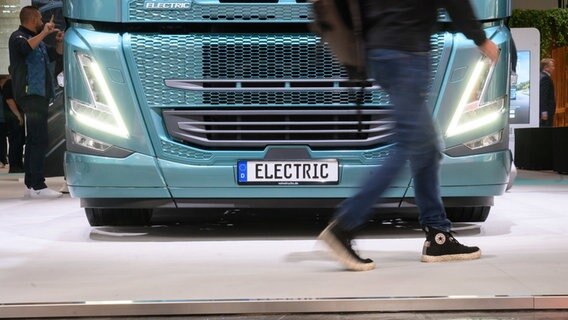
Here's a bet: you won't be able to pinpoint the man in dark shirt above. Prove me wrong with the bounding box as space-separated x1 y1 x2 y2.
319 0 500 271
9 6 63 198
539 58 556 127
2 77 25 173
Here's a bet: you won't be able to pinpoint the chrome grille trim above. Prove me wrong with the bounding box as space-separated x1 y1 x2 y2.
165 79 379 92
163 109 395 148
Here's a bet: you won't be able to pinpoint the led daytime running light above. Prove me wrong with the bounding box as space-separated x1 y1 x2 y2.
446 56 503 137
74 53 129 138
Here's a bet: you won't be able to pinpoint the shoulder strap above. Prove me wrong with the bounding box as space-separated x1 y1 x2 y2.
345 0 366 135
346 0 366 81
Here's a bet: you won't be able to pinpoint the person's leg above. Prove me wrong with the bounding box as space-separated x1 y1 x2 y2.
0 122 7 167
23 113 31 187
321 49 480 267
410 147 451 231
334 148 407 231
385 54 481 262
15 122 25 168
23 96 61 198
7 116 24 172
320 49 427 271
403 94 451 232
333 50 419 231
23 96 49 190
406 109 481 262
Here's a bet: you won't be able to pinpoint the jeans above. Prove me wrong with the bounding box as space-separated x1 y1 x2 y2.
335 49 452 232
22 95 49 190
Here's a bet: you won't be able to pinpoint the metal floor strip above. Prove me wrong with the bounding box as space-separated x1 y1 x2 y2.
1 296 568 319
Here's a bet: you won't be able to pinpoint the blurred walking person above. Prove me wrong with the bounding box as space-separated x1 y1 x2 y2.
318 0 500 271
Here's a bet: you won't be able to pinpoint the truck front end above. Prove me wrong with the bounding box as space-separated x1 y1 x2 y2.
64 0 512 226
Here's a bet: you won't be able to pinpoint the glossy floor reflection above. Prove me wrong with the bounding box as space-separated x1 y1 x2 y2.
1 170 568 318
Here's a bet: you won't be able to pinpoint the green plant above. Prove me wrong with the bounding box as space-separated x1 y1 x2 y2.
510 9 568 58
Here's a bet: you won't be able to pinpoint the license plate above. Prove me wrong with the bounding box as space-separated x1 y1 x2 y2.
237 160 339 185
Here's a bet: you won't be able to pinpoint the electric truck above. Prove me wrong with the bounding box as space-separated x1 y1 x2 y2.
63 0 513 226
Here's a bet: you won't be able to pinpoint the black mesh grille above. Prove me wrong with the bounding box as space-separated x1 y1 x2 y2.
203 91 375 105
202 42 345 79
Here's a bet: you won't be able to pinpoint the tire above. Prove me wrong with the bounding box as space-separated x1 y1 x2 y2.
85 208 153 227
445 206 490 223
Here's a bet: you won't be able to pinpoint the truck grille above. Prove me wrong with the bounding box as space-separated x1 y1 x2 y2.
128 33 445 107
126 32 447 149
163 108 394 149
128 34 391 107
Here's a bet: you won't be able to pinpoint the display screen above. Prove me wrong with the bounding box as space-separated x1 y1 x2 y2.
509 50 531 124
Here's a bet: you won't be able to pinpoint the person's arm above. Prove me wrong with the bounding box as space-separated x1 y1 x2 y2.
6 98 23 126
47 31 64 62
55 30 64 55
540 76 552 120
2 82 22 126
26 28 50 50
27 14 60 50
548 77 556 116
478 39 499 63
441 0 499 63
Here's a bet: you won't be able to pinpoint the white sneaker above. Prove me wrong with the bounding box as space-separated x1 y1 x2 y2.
29 187 63 199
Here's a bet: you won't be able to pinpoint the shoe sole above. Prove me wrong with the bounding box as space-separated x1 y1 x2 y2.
30 194 63 199
318 225 375 272
421 249 482 263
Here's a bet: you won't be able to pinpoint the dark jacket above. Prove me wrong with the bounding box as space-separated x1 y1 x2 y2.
539 71 556 118
8 26 57 104
361 0 487 52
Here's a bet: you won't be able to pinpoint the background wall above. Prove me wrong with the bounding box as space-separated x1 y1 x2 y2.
513 0 557 10
0 0 31 75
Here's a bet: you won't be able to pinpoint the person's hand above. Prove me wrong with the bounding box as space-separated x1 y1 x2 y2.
56 30 64 42
42 15 58 35
478 39 499 63
16 114 24 126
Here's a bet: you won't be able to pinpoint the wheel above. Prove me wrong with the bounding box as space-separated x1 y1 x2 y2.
445 206 490 223
85 208 153 226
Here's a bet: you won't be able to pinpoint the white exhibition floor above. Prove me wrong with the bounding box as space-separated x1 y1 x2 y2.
1 170 568 316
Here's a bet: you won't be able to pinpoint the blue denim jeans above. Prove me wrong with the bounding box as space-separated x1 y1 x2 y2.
335 49 452 232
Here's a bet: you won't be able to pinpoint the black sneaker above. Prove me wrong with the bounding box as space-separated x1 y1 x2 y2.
318 221 375 271
421 227 481 262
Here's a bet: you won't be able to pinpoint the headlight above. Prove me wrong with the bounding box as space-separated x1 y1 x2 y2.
446 55 505 137
464 130 503 150
70 52 129 138
71 131 112 152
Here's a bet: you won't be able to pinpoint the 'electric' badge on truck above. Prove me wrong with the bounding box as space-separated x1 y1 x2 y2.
237 160 339 185
144 0 193 10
